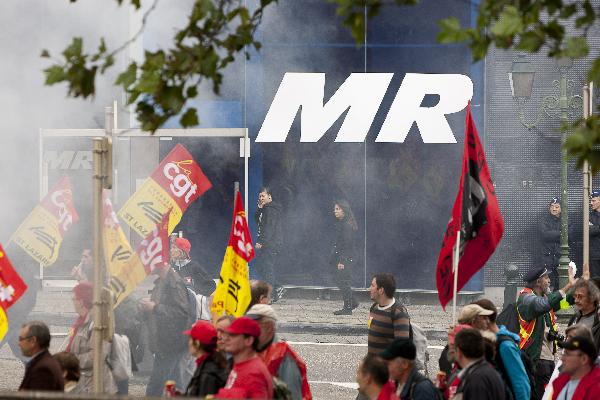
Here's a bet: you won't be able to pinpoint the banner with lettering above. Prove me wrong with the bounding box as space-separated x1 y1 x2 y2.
11 176 79 266
211 191 255 318
118 144 212 237
104 190 170 307
0 245 28 341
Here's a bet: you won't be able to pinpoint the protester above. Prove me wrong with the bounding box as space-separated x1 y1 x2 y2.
567 279 600 349
439 323 470 389
67 282 117 394
216 315 235 353
18 321 64 391
517 266 575 399
380 339 439 400
457 304 493 330
357 353 399 400
53 351 81 393
475 298 532 400
216 316 273 399
70 249 92 283
183 320 229 397
249 279 273 309
331 199 359 315
551 335 600 400
589 190 600 277
170 236 216 295
368 273 410 354
246 303 312 400
139 261 190 396
254 187 285 302
449 328 506 400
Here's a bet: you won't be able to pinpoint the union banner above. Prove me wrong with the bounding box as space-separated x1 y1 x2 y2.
103 190 170 307
211 191 255 318
0 245 28 341
117 144 212 237
11 176 79 266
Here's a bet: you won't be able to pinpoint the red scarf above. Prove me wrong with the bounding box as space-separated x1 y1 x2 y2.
66 313 88 352
195 354 209 367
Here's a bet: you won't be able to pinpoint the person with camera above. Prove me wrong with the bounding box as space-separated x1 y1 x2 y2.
517 265 576 399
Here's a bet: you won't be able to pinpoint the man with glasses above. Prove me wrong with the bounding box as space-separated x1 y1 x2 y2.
568 280 600 350
18 321 64 391
550 335 600 400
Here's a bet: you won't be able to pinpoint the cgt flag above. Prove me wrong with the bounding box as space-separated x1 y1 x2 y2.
211 191 255 318
11 176 79 266
118 144 212 237
103 189 170 307
0 245 28 341
436 104 504 309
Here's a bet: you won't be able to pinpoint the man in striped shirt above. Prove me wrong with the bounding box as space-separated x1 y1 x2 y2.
368 273 410 354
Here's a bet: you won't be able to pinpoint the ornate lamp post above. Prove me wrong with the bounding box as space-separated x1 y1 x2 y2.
508 55 582 288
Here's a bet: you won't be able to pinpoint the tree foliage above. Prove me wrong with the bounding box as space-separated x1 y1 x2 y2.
44 0 600 171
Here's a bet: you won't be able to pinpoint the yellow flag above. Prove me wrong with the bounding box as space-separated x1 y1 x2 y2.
11 176 79 266
211 192 255 318
0 307 7 342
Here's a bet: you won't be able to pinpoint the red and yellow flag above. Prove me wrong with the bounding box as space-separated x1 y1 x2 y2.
118 144 212 237
211 191 255 318
11 176 79 266
0 245 28 341
103 189 170 307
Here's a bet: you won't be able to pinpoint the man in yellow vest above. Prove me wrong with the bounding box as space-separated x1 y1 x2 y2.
517 266 575 400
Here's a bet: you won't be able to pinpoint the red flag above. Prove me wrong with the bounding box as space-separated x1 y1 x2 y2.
436 104 504 309
0 245 28 310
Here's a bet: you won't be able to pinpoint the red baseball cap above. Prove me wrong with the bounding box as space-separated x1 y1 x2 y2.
183 321 217 345
225 317 261 337
174 237 191 256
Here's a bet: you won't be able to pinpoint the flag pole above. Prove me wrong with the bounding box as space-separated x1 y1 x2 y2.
452 230 460 325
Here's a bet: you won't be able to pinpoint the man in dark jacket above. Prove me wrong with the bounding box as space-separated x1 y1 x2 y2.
590 191 600 277
18 321 64 391
139 262 191 396
452 328 506 400
517 266 575 399
254 187 284 302
170 237 215 296
539 196 573 290
380 339 439 400
568 279 600 350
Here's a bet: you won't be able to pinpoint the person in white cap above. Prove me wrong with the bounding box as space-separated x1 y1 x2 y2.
246 304 312 400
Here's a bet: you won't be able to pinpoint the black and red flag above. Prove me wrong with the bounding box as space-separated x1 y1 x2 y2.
436 104 504 309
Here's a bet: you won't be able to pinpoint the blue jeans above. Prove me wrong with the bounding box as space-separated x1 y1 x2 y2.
145 351 186 396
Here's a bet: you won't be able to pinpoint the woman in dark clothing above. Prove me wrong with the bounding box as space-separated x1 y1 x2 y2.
332 199 360 315
183 321 229 397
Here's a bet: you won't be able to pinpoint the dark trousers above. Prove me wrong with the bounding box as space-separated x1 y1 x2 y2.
591 259 600 278
534 359 554 400
333 261 354 303
146 351 185 396
254 248 279 288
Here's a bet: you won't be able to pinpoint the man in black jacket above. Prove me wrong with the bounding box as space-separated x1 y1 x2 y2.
453 328 506 400
170 237 215 296
18 321 64 391
539 196 572 290
254 187 284 302
139 263 191 396
590 191 600 277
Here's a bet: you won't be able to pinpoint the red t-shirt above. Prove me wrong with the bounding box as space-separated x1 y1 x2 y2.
217 356 273 399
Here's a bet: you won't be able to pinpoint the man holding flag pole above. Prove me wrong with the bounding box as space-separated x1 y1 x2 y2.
436 103 505 322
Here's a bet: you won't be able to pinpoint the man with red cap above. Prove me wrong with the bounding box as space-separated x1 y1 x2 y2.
170 237 215 296
216 316 273 399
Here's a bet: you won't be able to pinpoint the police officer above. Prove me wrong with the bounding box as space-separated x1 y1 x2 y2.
539 196 572 290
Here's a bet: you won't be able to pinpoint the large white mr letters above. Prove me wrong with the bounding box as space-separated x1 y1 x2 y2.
256 73 473 143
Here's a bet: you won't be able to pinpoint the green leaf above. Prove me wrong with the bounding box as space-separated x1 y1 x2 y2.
588 57 600 84
490 6 524 37
186 86 198 98
562 36 588 58
437 17 469 43
576 0 595 28
558 4 577 19
115 62 137 88
180 108 199 127
63 37 83 59
516 30 545 52
44 65 67 85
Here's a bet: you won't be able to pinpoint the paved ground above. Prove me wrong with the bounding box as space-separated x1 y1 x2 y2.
0 287 567 398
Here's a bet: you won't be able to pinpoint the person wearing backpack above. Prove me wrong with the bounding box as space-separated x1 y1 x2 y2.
475 298 532 400
380 339 442 400
517 266 576 399
368 273 410 354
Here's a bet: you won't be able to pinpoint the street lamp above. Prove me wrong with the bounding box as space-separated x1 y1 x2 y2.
508 54 582 288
